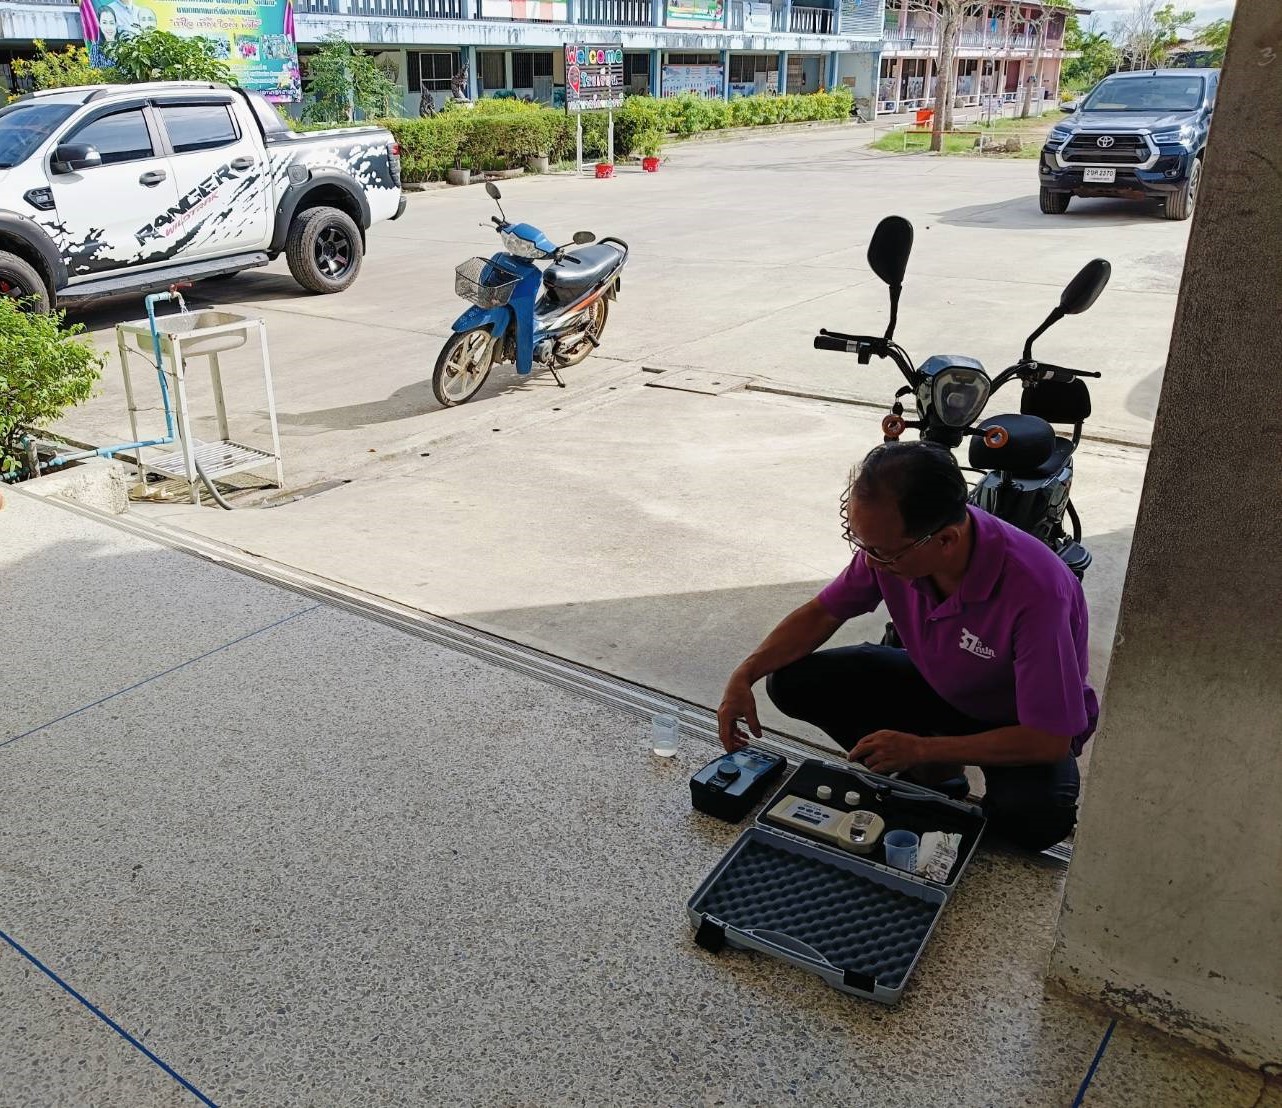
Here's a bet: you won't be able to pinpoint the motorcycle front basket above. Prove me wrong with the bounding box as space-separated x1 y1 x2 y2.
455 257 519 309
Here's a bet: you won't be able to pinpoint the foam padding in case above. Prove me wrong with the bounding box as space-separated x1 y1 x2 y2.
695 835 940 989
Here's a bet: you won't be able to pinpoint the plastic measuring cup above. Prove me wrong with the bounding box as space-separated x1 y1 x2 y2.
884 829 920 873
651 713 680 757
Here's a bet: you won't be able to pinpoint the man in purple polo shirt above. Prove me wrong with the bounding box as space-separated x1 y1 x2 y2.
717 441 1096 850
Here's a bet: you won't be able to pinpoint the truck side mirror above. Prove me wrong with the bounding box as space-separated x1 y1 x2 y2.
51 143 102 174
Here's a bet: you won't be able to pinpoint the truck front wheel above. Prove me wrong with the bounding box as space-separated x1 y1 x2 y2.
1163 158 1201 221
1039 188 1071 215
285 206 363 294
0 251 51 312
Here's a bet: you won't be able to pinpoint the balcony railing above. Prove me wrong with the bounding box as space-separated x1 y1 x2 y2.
777 5 833 34
578 0 652 25
347 0 464 15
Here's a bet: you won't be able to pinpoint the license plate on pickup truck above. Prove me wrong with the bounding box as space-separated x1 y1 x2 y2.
1083 168 1116 183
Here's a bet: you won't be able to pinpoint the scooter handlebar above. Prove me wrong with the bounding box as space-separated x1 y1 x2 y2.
814 335 856 352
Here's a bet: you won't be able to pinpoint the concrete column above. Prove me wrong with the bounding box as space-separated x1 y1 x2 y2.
1050 5 1282 1069
465 44 479 98
653 0 664 27
650 48 661 95
504 51 514 90
777 50 788 94
721 49 731 99
826 50 838 92
566 0 575 24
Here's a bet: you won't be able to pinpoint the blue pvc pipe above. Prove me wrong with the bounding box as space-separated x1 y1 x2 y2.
41 290 182 471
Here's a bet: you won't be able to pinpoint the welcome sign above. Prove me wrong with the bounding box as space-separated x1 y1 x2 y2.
564 44 625 111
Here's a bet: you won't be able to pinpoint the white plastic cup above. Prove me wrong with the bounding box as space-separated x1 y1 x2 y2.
884 829 920 873
651 713 680 757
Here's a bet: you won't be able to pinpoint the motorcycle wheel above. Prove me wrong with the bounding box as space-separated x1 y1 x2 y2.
552 297 610 370
433 328 496 408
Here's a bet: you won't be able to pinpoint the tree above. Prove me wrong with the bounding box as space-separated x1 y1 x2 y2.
11 41 106 92
1115 1 1195 71
1020 0 1074 118
104 30 236 84
1063 15 1119 92
302 35 402 124
1198 18 1231 65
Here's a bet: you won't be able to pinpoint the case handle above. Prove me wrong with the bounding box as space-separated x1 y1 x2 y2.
748 930 834 969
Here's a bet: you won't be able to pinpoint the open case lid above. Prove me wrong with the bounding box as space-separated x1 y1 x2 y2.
755 757 986 892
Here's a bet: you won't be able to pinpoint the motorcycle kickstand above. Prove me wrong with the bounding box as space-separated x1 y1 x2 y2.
549 364 567 388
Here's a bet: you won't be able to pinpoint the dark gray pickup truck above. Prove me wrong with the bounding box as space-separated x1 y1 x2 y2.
1039 68 1219 221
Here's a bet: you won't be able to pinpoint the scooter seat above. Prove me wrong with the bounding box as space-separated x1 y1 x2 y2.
543 244 622 292
969 413 1074 478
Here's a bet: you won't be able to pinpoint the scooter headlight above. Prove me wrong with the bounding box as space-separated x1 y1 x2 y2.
501 230 548 259
931 367 991 428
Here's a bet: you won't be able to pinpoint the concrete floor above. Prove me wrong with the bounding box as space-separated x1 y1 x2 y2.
3 491 1271 1107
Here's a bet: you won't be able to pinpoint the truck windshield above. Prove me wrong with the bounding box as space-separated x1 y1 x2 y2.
0 101 79 168
1083 76 1205 113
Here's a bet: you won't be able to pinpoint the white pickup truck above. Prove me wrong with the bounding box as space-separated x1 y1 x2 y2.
0 81 405 311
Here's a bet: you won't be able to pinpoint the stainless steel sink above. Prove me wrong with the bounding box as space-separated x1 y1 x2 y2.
135 311 249 358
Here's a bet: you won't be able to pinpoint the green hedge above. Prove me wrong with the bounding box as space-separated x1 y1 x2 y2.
301 89 853 183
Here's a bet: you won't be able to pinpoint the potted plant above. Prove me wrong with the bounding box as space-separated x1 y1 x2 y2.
637 129 663 173
526 150 550 174
594 161 614 179
0 298 102 483
446 156 471 186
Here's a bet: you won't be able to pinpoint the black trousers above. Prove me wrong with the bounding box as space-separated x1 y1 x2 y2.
766 644 1080 851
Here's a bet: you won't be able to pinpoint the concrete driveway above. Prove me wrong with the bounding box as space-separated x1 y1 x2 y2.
51 125 1180 739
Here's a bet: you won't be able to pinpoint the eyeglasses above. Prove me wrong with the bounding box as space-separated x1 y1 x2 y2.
846 528 939 567
839 489 949 567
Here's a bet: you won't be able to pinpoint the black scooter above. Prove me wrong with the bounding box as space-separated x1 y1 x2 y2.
814 215 1111 581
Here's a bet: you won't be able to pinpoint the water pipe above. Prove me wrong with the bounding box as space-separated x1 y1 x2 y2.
40 285 189 472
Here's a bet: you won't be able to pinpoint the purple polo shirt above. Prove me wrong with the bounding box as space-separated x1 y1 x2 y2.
817 507 1098 755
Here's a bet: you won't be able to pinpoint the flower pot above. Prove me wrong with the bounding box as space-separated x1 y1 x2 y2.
641 156 660 173
526 155 550 174
446 167 471 186
594 162 614 179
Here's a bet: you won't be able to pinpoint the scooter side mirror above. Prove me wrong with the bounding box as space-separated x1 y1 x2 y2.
1059 258 1111 315
572 231 595 244
867 216 914 289
485 182 502 200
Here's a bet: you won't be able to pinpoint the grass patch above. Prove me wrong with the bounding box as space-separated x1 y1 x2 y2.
872 110 1067 158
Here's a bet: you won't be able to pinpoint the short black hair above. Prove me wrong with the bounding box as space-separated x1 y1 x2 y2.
845 442 969 537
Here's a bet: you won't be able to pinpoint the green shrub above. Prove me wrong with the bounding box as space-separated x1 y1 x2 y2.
0 301 103 480
378 89 851 181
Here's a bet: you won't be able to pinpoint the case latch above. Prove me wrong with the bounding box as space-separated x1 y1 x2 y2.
843 968 876 992
695 916 727 953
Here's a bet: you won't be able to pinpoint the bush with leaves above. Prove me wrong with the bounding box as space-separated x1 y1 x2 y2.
104 30 235 84
303 35 401 123
0 301 103 481
12 41 106 93
382 89 851 181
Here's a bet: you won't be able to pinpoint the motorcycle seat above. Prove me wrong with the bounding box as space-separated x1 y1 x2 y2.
543 244 623 292
969 413 1075 478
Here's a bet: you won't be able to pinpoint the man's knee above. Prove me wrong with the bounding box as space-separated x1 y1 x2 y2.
765 661 808 719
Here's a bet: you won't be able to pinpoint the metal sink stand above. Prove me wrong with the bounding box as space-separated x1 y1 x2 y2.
116 311 284 505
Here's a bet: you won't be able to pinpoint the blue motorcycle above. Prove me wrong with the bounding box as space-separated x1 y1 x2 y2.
433 183 629 407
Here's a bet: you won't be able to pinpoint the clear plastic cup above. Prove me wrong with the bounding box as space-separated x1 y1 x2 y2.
884 829 920 873
651 713 680 757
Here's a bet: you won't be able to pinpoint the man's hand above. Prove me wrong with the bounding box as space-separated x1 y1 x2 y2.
849 729 925 774
717 674 761 752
